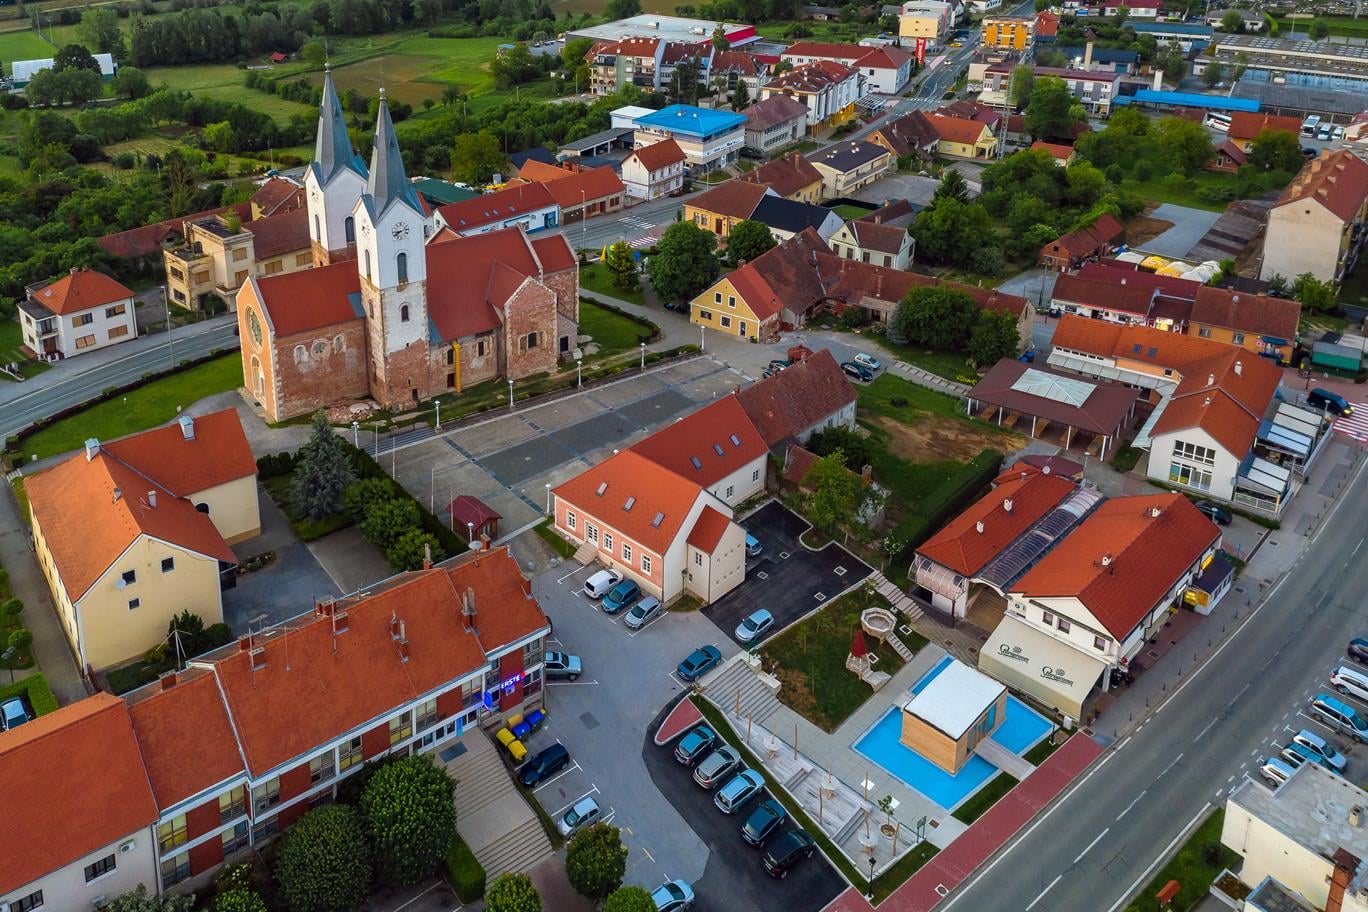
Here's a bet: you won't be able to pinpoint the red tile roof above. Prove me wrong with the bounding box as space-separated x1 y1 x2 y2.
735 348 856 448
1040 212 1125 259
251 177 306 216
782 42 910 70
436 182 558 233
723 228 828 320
554 450 705 555
28 268 134 316
869 111 940 156
712 50 762 76
1013 494 1218 638
1190 286 1301 342
450 494 501 530
918 466 1077 576
843 218 907 255
248 206 311 258
0 694 159 896
1052 273 1156 316
1075 261 1202 301
737 152 824 198
532 165 626 210
102 408 256 497
688 179 771 220
764 59 856 93
686 505 732 553
1030 141 1074 160
630 395 767 488
1227 112 1302 144
1154 348 1283 455
781 444 820 486
1275 150 1368 224
99 203 253 259
815 252 1030 319
629 139 686 173
530 234 577 273
127 671 246 808
248 260 362 337
927 113 991 145
742 94 810 131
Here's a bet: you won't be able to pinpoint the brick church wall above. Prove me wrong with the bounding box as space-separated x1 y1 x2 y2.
543 267 580 325
429 333 500 394
270 320 370 420
501 282 559 379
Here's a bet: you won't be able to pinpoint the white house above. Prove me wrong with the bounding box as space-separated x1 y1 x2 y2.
620 139 687 202
18 268 138 361
631 105 748 174
433 183 560 237
780 41 913 94
759 61 864 132
829 215 916 269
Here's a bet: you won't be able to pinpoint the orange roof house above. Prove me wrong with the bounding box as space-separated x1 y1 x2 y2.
735 348 857 452
1227 111 1302 151
1038 212 1124 270
25 268 134 316
1261 150 1368 285
513 161 625 221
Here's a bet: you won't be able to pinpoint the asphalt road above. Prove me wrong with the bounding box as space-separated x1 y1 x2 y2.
939 461 1368 912
0 319 238 440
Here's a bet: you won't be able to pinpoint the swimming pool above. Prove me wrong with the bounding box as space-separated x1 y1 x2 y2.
852 659 1054 810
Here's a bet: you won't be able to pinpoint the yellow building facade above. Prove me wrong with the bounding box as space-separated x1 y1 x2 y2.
689 275 766 341
982 17 1034 50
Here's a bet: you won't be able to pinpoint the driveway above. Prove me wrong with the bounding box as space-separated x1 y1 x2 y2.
1137 204 1223 260
221 494 341 632
703 502 872 649
850 173 940 207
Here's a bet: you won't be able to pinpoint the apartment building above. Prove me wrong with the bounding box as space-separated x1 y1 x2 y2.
1260 150 1368 286
759 61 864 132
632 104 747 173
982 15 1035 50
164 209 312 311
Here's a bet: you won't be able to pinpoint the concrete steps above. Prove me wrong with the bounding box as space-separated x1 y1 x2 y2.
868 571 925 624
453 742 515 822
477 816 554 879
572 540 598 566
703 658 782 727
445 732 552 880
833 808 869 846
885 632 914 662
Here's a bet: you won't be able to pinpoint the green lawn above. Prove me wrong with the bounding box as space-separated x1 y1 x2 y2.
0 318 51 381
1271 15 1368 37
21 353 242 460
533 518 576 559
857 372 965 422
1119 173 1238 213
1124 808 1238 912
1024 734 1064 766
579 263 647 307
760 586 926 731
952 772 1018 824
0 31 56 73
578 299 656 359
873 841 940 904
144 63 317 121
830 204 873 220
869 336 981 384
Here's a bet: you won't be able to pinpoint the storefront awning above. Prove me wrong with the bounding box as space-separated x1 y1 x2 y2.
979 615 1109 723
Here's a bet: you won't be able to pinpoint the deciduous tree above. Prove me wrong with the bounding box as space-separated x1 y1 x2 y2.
274 805 371 912
1219 10 1244 32
566 823 628 903
604 885 657 912
649 221 719 303
1249 128 1302 173
1024 76 1079 141
450 132 507 185
292 410 357 521
112 66 151 99
54 43 99 72
106 887 196 912
1292 273 1335 312
1309 19 1329 40
360 755 458 886
387 529 446 572
805 450 864 532
603 240 639 291
1154 115 1213 174
78 8 126 59
966 309 1021 365
890 286 979 349
726 218 776 264
486 872 543 912
360 498 421 550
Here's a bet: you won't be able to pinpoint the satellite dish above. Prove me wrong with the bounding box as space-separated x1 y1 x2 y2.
115 578 126 590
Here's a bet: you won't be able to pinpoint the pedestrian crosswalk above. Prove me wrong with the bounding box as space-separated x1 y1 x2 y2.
620 215 654 230
1332 406 1368 444
626 236 654 249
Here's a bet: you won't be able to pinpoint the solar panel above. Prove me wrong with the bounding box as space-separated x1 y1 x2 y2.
977 486 1105 588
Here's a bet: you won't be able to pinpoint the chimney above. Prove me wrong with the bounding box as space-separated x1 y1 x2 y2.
1148 505 1162 518
1328 848 1360 912
178 414 195 440
1207 373 1215 386
147 489 157 509
85 438 101 461
1234 360 1242 376
1083 41 1094 70
975 520 985 533
389 613 401 639
1101 553 1112 566
112 487 122 503
422 541 433 570
396 619 409 663
1004 498 1014 513
159 671 178 690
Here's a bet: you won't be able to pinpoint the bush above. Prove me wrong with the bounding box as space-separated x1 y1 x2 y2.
565 823 627 903
1 597 21 616
890 449 1003 562
359 497 421 550
838 307 870 329
603 886 656 912
214 889 267 912
486 872 541 912
445 837 487 901
274 805 372 912
8 629 32 650
1132 160 1153 181
113 152 136 169
342 477 398 523
0 673 58 716
359 755 458 887
387 529 447 572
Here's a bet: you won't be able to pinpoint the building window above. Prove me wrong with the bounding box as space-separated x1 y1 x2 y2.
524 638 543 668
344 216 355 244
312 340 326 357
294 344 307 364
161 852 191 889
752 469 760 482
603 532 613 551
447 372 455 388
221 821 249 856
727 295 736 308
122 570 138 585
158 815 187 852
108 325 129 340
172 290 186 304
250 817 278 843
416 697 438 731
1232 332 1245 345
233 248 248 261
699 309 713 321
334 334 346 353
84 854 116 882
252 778 280 814
725 485 734 499
1094 635 1108 651
389 712 413 746
339 735 363 771
1197 326 1211 338
311 753 336 784
128 598 140 610
397 252 408 284
587 524 599 543
314 214 322 239
1056 617 1071 634
461 677 482 707
400 304 410 323
75 334 97 349
161 557 175 573
297 253 312 266
105 303 127 318
525 331 540 349
641 554 652 574
477 339 489 357
622 542 632 561
567 511 577 529
714 291 722 303
1168 462 1213 492
264 260 283 275
1041 610 1054 626
73 313 94 327
12 891 42 912
364 250 372 280
219 784 246 822
720 316 732 328
1173 440 1216 466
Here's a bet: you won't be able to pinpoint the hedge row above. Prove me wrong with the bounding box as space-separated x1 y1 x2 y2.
0 673 59 717
580 295 662 345
444 836 486 902
892 448 1004 561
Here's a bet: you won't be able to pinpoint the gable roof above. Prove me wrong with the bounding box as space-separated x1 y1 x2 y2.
1153 347 1283 455
815 252 1030 319
1013 494 1218 638
857 198 917 228
781 41 870 61
436 182 558 232
737 152 824 197
842 217 907 254
1275 150 1368 224
686 505 733 553
628 138 686 172
807 140 889 173
553 449 705 554
100 203 254 259
630 395 768 487
127 671 246 809
870 111 940 156
248 260 364 337
251 176 306 217
688 178 772 220
1075 260 1203 301
1190 286 1300 342
530 165 626 208
764 59 857 94
751 195 839 234
247 206 311 258
712 49 762 76
742 94 810 131
1042 212 1125 258
927 113 991 144
735 348 857 448
101 408 256 497
918 465 1078 576
1051 272 1156 316
724 227 828 320
1227 111 1302 143
27 268 134 316
0 694 159 897
1030 140 1075 160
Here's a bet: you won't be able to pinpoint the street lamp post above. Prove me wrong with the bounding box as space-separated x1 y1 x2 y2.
545 483 552 515
467 521 475 547
867 856 876 900
163 288 175 370
435 400 441 430
508 378 515 410
1 647 15 683
700 324 705 351
351 421 359 448
640 342 646 371
581 190 587 244
576 358 583 388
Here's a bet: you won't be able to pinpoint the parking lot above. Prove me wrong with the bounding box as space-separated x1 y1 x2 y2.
704 501 873 648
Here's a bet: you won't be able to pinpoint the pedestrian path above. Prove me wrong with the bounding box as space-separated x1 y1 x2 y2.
868 570 926 624
1332 405 1368 444
887 359 971 397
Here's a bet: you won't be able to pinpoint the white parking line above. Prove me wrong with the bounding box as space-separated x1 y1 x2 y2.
534 761 582 792
550 786 599 819
1025 875 1062 911
625 611 668 637
547 679 600 686
1297 711 1336 735
557 565 591 585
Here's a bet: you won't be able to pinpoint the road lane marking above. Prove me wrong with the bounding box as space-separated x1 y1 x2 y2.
1354 537 1364 557
1074 828 1109 864
1116 736 1132 752
1159 752 1185 777
1106 803 1211 912
1193 718 1219 742
1025 874 1062 910
1118 791 1146 820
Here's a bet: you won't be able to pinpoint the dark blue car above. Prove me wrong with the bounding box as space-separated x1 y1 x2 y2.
601 579 641 614
677 645 722 682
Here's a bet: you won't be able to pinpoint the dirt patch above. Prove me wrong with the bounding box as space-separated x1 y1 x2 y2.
871 414 1026 463
1126 207 1176 247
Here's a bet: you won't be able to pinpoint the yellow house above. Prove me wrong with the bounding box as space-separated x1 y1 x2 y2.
689 229 828 342
928 113 1000 160
25 409 260 672
737 153 825 204
164 208 312 312
683 180 774 240
690 273 773 341
982 16 1034 50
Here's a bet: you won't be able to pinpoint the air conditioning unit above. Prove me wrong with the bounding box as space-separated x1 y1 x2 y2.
92 898 108 910
119 838 136 854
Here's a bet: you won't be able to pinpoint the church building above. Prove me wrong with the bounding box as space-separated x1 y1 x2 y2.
236 72 579 422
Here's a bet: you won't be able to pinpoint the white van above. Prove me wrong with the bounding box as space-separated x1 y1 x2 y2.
1259 758 1295 787
1331 665 1368 702
583 568 623 599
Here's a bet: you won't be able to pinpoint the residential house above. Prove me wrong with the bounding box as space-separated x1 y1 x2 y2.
1189 286 1301 362
828 215 915 269
632 104 748 173
982 15 1035 50
926 112 1001 159
1031 140 1076 165
126 546 551 893
620 139 687 202
1057 45 1139 74
866 110 941 162
433 182 560 237
98 202 254 266
806 140 894 198
741 94 811 155
164 208 312 310
18 268 138 361
735 348 858 452
690 228 828 340
552 396 767 603
750 195 845 242
1051 273 1162 326
249 177 306 219
900 0 953 41
684 179 775 238
1208 139 1248 173
1039 213 1125 270
736 152 825 203
984 63 1119 114
0 695 161 912
1103 0 1161 15
513 160 626 222
711 50 766 96
759 61 864 132
1205 7 1266 30
658 40 714 95
1071 260 1203 330
1260 150 1368 285
780 41 913 94
588 36 662 95
1227 111 1302 152
981 493 1219 720
1035 9 1059 38
1222 763 1368 912
25 410 260 672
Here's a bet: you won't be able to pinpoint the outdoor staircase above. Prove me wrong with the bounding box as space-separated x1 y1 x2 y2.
447 732 554 879
868 571 925 624
885 631 915 662
702 656 783 728
572 540 599 566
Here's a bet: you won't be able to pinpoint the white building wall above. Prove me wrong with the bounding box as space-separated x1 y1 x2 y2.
37 295 138 358
0 827 158 912
796 400 858 444
704 455 767 506
1146 427 1242 502
1221 800 1337 909
1260 200 1343 284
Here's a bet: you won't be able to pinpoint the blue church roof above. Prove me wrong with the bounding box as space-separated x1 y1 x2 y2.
634 105 747 137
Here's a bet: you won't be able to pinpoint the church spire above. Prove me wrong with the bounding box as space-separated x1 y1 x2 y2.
365 88 416 217
315 65 360 182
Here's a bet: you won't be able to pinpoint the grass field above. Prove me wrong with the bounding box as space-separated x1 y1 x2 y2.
0 30 56 71
143 62 317 121
1271 15 1368 37
580 263 647 307
22 353 242 459
1125 808 1237 912
577 299 655 359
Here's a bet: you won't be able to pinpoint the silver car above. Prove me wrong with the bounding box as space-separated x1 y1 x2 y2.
735 609 774 645
692 745 741 789
624 596 664 630
558 796 601 836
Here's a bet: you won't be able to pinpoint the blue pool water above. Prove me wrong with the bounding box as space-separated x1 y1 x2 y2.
852 659 1054 810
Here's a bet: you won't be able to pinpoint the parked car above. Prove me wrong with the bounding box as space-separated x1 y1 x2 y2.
0 697 31 732
650 879 695 912
1017 350 1036 363
693 745 742 789
735 609 775 645
1193 500 1233 526
1280 741 1328 772
675 725 718 766
584 568 623 599
1308 388 1353 417
677 645 723 682
1291 729 1347 772
763 359 790 379
602 579 642 614
714 769 765 813
841 360 874 382
1259 757 1296 787
745 533 763 557
741 798 788 846
1331 665 1368 701
1347 637 1368 664
558 796 602 836
543 650 582 681
763 829 817 878
853 352 882 371
624 596 664 630
518 743 571 787
1311 694 1368 743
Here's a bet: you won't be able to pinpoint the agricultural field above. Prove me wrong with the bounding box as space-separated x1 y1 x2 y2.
0 30 56 70
143 61 318 121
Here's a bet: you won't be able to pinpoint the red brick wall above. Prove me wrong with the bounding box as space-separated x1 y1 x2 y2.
542 267 580 324
276 801 309 829
361 280 433 410
361 722 391 760
498 650 525 711
428 333 499 394
269 320 370 421
311 240 357 268
278 761 312 804
188 832 223 875
186 798 220 841
236 286 279 419
436 687 464 722
500 283 558 379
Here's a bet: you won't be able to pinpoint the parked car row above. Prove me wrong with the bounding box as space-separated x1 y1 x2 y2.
671 724 818 879
1259 676 1366 788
